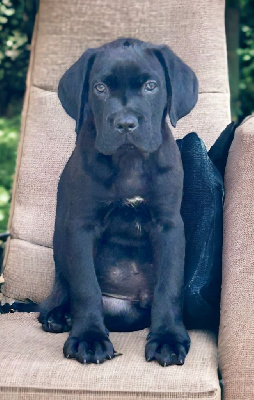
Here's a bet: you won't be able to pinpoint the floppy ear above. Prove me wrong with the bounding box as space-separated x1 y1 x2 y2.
153 46 199 128
58 48 97 133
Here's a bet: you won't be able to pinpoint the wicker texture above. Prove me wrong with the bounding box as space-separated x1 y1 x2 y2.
219 116 254 400
0 313 220 399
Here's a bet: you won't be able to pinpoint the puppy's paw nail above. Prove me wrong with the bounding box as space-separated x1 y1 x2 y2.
83 359 87 364
164 362 167 367
96 359 100 364
146 357 151 362
66 354 70 359
113 352 123 357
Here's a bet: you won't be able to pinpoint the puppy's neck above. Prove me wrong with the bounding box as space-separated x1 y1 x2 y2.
78 119 175 185
111 147 149 172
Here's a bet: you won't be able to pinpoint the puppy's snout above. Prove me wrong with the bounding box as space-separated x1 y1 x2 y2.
114 115 138 134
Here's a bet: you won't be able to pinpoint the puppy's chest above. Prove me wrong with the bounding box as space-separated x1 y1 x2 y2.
115 175 147 200
113 159 150 200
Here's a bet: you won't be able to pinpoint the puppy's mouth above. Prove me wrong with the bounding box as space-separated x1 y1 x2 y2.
117 142 149 155
118 143 136 151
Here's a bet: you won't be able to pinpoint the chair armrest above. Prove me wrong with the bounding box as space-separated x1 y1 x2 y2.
219 115 254 400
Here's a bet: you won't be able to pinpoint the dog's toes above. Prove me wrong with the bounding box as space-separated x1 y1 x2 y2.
174 343 188 365
155 344 179 367
145 332 190 367
78 339 115 364
42 316 67 333
75 340 91 363
145 339 157 362
64 336 116 364
63 337 79 359
39 307 71 333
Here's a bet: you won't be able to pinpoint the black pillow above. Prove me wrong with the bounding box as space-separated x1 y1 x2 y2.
177 133 224 331
208 121 236 178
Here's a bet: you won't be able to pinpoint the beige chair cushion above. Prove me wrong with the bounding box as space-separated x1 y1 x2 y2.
33 0 229 95
219 116 254 400
2 0 230 302
0 313 220 399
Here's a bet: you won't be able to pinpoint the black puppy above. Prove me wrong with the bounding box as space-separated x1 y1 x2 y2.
39 38 198 367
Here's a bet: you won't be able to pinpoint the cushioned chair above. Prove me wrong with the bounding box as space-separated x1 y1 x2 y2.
0 0 253 399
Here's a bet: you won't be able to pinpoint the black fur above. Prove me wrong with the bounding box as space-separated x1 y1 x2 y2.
39 38 198 366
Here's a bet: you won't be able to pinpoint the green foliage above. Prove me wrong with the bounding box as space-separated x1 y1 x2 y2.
238 0 254 119
0 115 20 232
0 0 37 232
0 0 37 116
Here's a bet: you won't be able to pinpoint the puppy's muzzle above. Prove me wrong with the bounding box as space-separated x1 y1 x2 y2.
114 114 138 134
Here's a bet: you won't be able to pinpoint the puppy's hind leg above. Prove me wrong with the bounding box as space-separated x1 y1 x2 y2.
38 273 71 333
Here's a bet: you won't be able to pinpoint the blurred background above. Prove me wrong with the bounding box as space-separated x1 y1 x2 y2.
0 0 253 233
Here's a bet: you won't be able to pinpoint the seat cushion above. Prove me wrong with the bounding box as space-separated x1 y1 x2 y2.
0 313 220 399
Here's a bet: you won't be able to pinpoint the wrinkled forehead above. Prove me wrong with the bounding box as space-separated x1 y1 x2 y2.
90 45 165 85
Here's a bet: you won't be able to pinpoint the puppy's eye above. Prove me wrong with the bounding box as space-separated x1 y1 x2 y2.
144 80 157 91
94 83 107 93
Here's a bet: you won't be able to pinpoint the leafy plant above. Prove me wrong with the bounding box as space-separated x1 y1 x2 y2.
238 0 254 120
0 0 37 232
0 0 38 116
0 115 20 232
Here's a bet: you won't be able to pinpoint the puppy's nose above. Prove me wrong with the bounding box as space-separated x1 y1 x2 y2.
114 116 138 133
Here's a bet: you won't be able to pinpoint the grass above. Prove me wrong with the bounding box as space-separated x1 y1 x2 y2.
0 114 20 232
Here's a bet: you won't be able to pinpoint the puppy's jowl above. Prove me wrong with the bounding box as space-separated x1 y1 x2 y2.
39 38 198 366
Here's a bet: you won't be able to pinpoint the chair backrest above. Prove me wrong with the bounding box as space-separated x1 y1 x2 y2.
2 0 230 303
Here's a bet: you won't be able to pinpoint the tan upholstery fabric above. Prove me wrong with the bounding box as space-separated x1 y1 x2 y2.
2 239 54 303
2 0 230 302
33 0 229 95
172 93 230 149
218 116 254 400
11 88 75 249
0 313 220 399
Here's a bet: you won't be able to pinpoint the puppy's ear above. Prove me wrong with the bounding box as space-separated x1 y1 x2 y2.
58 48 96 133
154 46 198 127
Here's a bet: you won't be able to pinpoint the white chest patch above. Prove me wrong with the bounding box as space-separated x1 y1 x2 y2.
124 196 145 206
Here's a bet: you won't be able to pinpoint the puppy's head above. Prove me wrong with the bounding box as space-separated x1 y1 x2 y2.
58 38 198 155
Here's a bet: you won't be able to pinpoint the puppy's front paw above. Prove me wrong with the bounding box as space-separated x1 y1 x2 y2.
63 333 118 364
39 305 71 333
145 329 190 367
